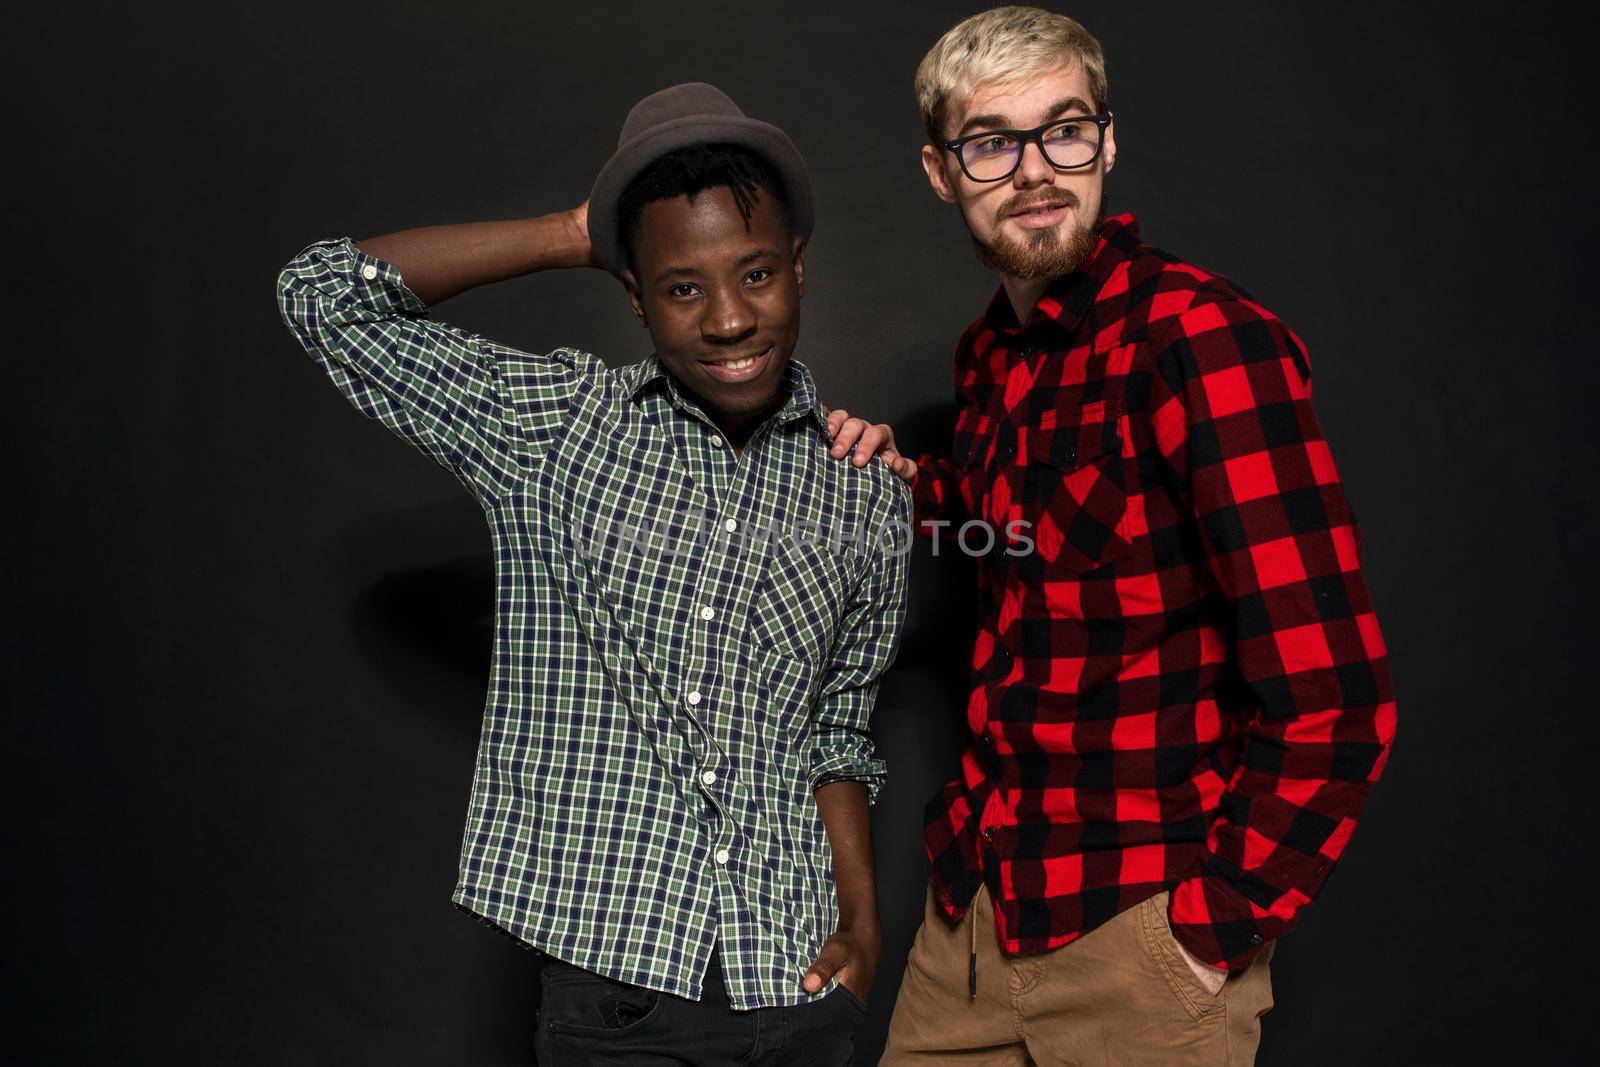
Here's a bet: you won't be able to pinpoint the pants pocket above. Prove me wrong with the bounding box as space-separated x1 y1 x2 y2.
832 982 868 1019
539 963 665 1038
1139 891 1226 1022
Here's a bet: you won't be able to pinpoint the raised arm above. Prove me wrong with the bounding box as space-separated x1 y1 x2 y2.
275 204 602 508
355 204 597 305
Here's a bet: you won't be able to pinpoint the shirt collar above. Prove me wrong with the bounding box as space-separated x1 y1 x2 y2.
981 211 1142 337
623 354 829 436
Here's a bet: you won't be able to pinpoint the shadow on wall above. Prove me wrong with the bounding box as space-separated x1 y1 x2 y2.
349 551 497 730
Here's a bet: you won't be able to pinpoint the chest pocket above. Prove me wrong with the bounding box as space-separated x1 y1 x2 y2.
1018 398 1133 575
750 537 854 662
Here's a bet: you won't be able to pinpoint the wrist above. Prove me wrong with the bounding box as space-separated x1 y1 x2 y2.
841 913 882 952
558 206 599 269
525 209 594 272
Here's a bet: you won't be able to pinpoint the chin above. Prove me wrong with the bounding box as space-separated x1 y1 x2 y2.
698 369 786 416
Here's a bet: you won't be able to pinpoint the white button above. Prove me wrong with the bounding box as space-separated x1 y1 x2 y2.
701 769 717 785
360 264 378 281
709 435 724 449
699 606 715 621
724 519 738 533
715 848 730 865
685 691 702 706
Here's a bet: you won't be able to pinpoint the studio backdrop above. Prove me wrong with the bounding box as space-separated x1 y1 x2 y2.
8 1 1595 1063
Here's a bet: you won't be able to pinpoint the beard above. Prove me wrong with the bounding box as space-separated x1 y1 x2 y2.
970 190 1102 280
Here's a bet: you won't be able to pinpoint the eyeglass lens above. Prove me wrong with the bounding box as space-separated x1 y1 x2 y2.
960 119 1101 181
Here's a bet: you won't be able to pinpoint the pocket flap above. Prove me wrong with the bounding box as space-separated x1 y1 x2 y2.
1028 398 1122 471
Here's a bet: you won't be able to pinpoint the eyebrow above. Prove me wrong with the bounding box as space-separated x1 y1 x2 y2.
955 97 1095 139
652 248 782 285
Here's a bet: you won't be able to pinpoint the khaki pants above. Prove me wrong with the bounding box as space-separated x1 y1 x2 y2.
881 883 1276 1066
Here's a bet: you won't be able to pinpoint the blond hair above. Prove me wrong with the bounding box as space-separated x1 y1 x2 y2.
915 6 1108 145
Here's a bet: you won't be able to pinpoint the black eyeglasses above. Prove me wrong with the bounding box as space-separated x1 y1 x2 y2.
942 113 1113 183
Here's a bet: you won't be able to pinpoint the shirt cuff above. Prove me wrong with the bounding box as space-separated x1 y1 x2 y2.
339 236 430 317
808 754 887 806
1166 863 1296 971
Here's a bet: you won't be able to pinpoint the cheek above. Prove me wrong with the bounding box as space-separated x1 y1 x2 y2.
756 285 802 329
959 192 1002 238
645 309 702 360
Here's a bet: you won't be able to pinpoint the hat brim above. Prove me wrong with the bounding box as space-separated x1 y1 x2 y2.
588 114 815 278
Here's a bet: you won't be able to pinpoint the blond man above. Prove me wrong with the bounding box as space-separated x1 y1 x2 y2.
830 8 1397 1064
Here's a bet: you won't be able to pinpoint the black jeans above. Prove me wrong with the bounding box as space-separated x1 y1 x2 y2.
535 942 866 1065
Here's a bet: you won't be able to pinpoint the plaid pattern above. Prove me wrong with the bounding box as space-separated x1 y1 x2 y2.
911 214 1396 970
276 237 910 1008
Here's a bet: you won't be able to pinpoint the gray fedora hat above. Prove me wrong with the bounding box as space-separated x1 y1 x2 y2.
587 82 815 277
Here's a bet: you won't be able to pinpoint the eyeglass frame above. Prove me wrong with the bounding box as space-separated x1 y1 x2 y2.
940 112 1114 184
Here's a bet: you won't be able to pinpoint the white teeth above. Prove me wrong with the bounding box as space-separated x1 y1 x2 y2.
724 357 756 370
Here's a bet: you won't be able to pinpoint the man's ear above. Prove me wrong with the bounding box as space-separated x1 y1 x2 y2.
921 143 958 204
621 268 648 328
790 235 807 298
1102 112 1117 175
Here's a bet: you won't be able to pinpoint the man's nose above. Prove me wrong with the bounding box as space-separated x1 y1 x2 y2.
1013 139 1057 187
701 288 757 342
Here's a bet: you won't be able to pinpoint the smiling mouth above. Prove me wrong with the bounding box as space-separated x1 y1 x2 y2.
1008 200 1072 225
699 345 772 383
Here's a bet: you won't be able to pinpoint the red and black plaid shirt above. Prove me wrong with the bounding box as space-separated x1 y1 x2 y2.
910 212 1396 970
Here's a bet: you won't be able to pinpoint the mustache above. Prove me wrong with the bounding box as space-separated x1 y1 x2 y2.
999 190 1080 217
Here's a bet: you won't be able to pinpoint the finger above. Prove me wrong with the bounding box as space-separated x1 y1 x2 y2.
893 456 918 483
852 425 886 466
830 417 867 458
826 408 850 438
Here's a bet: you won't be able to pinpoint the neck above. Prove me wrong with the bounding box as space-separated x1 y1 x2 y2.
1001 275 1052 324
695 386 790 457
715 408 770 455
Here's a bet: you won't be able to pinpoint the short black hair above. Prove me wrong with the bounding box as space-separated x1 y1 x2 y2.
617 143 794 273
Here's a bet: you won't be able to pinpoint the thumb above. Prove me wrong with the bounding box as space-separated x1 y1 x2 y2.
803 948 844 994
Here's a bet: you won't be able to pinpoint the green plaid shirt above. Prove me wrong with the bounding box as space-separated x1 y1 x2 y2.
276 237 910 1009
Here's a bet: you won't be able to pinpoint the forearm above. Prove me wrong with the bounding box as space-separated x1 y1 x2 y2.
911 454 966 539
356 209 594 305
813 781 880 939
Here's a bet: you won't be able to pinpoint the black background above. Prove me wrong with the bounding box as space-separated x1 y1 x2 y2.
8 1 1597 1063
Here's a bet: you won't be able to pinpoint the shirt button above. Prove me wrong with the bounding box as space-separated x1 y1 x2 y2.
701 769 717 785
715 848 730 865
699 606 715 621
685 691 702 706
980 733 993 747
360 264 378 281
709 435 724 449
724 519 739 533
1249 934 1264 945
983 826 996 840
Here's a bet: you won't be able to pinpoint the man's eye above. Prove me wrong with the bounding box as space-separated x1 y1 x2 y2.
1045 123 1083 142
745 268 773 284
669 284 698 298
969 135 1016 158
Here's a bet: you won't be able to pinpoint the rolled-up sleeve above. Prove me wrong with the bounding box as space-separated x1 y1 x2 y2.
276 237 571 507
807 474 913 805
